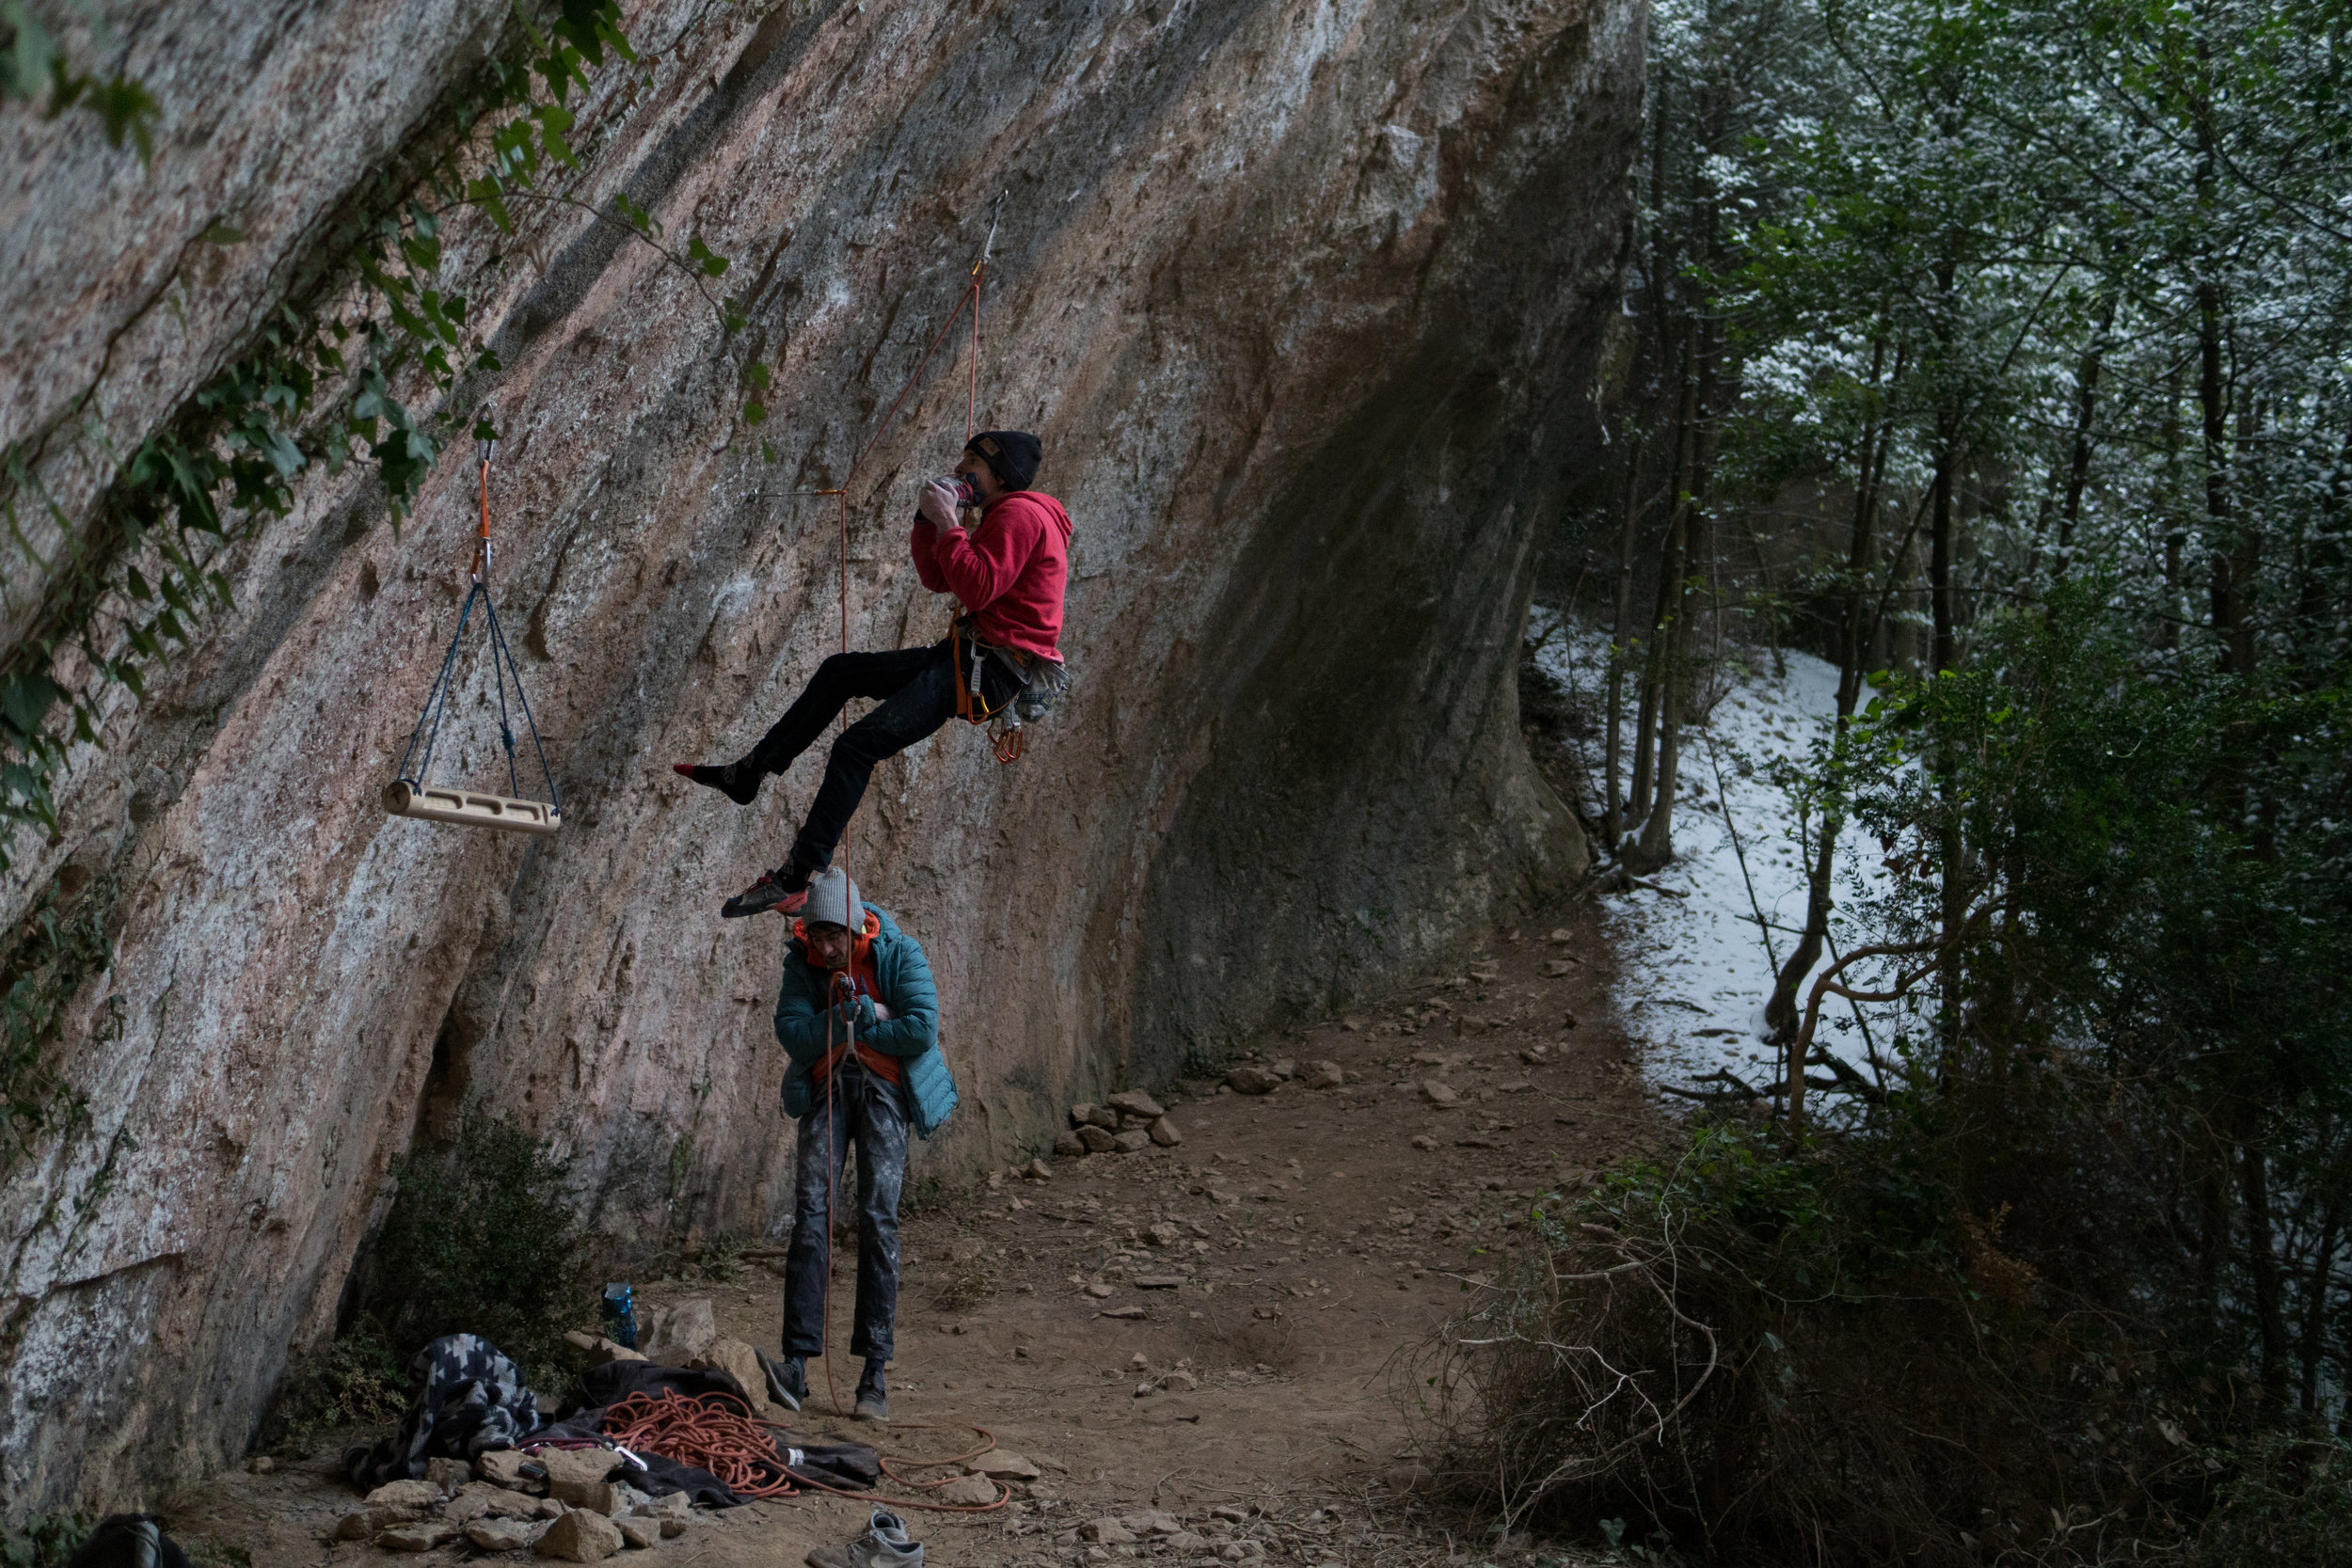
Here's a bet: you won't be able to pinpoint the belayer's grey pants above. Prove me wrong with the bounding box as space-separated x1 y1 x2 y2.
781 1055 910 1362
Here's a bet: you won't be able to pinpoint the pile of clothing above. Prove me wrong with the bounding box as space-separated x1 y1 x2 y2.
344 1334 879 1503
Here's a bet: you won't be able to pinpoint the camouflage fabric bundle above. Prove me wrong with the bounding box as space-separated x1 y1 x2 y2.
343 1333 543 1488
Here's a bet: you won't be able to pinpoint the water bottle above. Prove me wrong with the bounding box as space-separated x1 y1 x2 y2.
601 1282 638 1349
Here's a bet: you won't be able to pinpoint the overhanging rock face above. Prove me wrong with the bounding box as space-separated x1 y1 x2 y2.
0 0 1634 1515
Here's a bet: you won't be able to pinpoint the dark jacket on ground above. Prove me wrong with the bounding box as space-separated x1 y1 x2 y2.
772 904 958 1137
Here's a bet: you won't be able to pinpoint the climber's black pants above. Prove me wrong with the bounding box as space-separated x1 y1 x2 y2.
747 638 1020 874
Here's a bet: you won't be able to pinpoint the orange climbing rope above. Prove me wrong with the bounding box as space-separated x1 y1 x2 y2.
791 1420 1014 1513
805 202 1004 1418
603 1389 800 1498
599 1388 1011 1513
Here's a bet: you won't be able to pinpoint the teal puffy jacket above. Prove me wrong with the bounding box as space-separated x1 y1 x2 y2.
773 904 960 1139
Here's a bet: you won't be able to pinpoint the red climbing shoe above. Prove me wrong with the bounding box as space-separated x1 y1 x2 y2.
674 760 763 805
721 865 810 920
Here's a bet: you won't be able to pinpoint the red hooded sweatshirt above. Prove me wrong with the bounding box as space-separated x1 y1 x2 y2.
909 489 1073 662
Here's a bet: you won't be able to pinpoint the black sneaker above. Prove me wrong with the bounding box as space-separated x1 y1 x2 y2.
757 1347 808 1410
673 760 765 805
722 863 811 920
853 1358 888 1423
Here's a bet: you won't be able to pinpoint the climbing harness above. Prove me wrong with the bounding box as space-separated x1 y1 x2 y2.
946 618 1069 765
383 409 564 835
949 620 1012 727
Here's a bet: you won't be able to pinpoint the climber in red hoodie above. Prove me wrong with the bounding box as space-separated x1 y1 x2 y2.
675 430 1073 919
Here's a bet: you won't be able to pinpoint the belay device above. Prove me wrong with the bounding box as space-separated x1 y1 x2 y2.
382 408 563 835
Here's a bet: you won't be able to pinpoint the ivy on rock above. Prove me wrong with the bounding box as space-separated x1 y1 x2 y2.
0 0 768 877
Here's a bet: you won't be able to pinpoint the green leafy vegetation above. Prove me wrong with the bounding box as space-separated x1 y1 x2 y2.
350 1111 583 1387
0 0 765 878
258 1330 405 1458
0 1513 90 1568
1493 0 2352 1558
1466 611 2349 1558
0 871 114 1167
2199 1432 2352 1568
1 4 161 158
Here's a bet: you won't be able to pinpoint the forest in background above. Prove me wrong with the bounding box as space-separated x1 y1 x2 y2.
1454 0 2352 1561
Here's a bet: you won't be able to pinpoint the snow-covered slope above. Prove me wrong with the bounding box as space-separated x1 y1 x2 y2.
1529 612 1897 1102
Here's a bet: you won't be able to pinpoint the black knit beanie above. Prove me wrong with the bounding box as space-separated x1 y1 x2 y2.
965 430 1042 491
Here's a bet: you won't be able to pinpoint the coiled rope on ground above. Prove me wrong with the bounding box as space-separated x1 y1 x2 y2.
598 1389 1012 1513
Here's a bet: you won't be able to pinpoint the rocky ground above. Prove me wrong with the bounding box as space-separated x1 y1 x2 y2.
164 899 1664 1568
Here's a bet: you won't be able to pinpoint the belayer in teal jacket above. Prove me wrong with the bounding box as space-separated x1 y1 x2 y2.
772 903 960 1138
765 875 958 1426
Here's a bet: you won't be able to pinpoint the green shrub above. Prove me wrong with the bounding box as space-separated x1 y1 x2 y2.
2200 1433 2352 1568
1407 1115 2196 1565
354 1110 583 1386
259 1330 405 1456
0 1515 89 1568
0 873 116 1167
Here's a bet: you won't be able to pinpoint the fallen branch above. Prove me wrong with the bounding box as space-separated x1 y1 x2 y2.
1661 1069 1769 1103
1804 1048 1888 1103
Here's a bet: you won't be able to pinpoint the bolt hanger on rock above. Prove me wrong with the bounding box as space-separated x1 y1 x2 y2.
383 405 564 835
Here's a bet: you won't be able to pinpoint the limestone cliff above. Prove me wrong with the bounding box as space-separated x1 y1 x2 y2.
0 0 1634 1515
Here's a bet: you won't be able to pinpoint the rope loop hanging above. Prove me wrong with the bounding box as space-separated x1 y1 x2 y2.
384 407 564 835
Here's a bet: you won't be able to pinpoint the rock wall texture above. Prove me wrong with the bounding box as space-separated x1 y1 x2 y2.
0 0 1636 1518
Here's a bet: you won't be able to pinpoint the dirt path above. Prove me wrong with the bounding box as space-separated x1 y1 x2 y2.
174 902 1660 1568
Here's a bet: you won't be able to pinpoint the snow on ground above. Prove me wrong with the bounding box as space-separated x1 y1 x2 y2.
1528 610 1898 1103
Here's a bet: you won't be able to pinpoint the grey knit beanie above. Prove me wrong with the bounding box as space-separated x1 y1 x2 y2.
802 866 864 931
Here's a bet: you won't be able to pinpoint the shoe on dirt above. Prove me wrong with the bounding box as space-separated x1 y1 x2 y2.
806 1509 918 1568
852 1359 888 1423
756 1346 805 1411
854 1511 920 1568
673 760 762 805
721 863 811 920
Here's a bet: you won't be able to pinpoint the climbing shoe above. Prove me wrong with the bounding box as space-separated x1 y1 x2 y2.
756 1347 805 1412
852 1358 888 1423
721 862 811 920
673 760 763 805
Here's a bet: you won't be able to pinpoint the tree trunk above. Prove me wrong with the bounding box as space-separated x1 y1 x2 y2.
1763 339 1887 1039
2199 278 2253 676
1929 416 1964 1067
2300 1194 2342 1418
1629 324 1700 837
2237 1137 2292 1408
2053 293 2114 578
1628 496 1690 872
1603 436 1645 844
2157 365 2185 651
1629 313 1714 874
1930 425 1957 675
2197 1150 2229 1345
